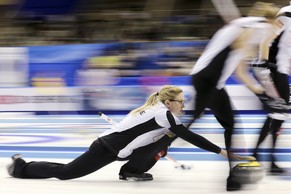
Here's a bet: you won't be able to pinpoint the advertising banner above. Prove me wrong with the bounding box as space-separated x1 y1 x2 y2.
0 42 285 112
0 87 80 111
0 47 28 87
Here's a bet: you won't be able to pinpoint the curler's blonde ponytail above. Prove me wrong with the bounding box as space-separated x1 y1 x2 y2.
130 85 183 114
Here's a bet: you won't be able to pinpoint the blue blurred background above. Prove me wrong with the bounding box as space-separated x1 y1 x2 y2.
0 0 289 114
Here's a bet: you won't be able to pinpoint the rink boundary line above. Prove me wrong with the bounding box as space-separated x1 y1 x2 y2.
1 150 291 162
1 146 291 154
1 146 291 153
2 127 291 134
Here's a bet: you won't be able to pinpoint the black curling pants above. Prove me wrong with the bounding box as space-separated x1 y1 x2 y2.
14 136 173 180
191 73 235 174
271 70 289 104
119 135 173 175
21 139 117 179
191 74 235 151
253 70 289 163
189 46 234 151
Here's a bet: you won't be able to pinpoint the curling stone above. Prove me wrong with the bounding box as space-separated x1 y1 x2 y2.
232 161 265 184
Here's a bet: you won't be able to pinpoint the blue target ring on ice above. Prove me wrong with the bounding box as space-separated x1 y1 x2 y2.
0 134 64 144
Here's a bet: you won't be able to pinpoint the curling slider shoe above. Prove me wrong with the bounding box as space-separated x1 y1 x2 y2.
119 172 153 181
7 154 22 177
269 162 285 175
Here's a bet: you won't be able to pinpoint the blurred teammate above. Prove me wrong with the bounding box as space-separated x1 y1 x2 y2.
7 85 230 181
252 2 291 175
188 2 279 191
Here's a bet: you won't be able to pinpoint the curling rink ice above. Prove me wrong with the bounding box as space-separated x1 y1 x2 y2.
1 159 291 194
1 113 291 194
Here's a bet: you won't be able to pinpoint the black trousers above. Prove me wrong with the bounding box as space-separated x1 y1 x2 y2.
21 139 117 179
191 74 234 151
15 135 172 179
271 70 289 105
253 69 289 162
119 135 173 175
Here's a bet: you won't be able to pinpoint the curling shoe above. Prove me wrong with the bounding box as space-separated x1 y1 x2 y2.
7 154 23 177
119 172 153 181
226 175 241 191
269 162 285 175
